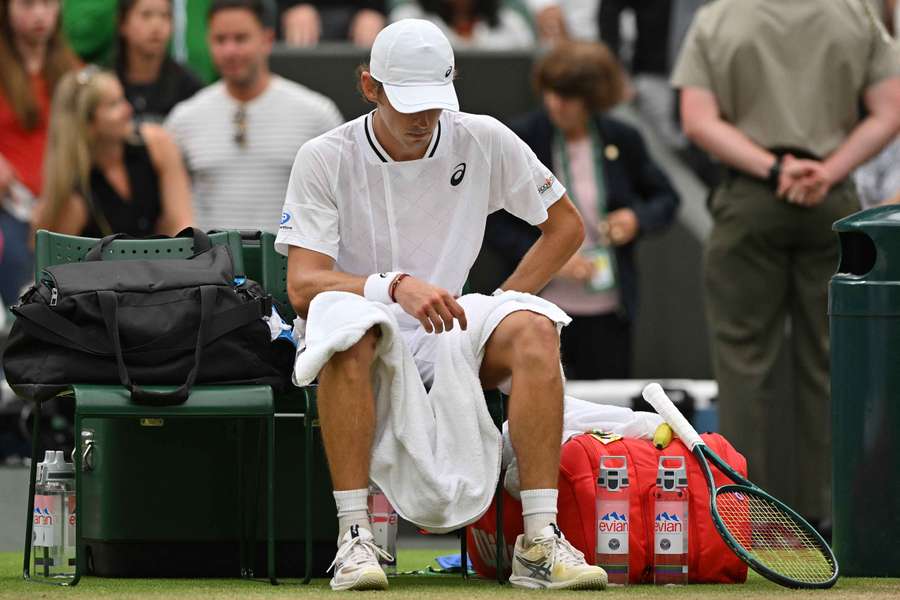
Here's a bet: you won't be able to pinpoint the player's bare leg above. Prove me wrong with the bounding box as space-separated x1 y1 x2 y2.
480 311 563 490
317 326 389 591
481 310 607 590
318 326 378 491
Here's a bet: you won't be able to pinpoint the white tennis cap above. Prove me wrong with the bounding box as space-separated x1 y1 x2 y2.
369 19 459 114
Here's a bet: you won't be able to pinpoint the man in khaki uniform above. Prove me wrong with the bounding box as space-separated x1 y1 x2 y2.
672 0 900 528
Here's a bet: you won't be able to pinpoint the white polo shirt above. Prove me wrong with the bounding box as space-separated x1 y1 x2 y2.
275 110 566 324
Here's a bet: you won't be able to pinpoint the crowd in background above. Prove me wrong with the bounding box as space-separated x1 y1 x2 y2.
1 0 900 533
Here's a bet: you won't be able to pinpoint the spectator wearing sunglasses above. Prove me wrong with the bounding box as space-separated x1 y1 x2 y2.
165 0 343 233
34 66 193 238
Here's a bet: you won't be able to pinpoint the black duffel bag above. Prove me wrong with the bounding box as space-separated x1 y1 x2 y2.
2 229 293 406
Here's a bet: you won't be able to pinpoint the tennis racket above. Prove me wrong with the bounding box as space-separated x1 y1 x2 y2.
642 383 838 589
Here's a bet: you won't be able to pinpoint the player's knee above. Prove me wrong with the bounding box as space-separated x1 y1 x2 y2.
508 313 560 370
323 327 378 382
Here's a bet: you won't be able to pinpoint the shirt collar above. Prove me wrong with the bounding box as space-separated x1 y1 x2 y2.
364 110 442 163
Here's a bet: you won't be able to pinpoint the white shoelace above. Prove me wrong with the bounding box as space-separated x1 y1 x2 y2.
532 533 587 568
327 535 394 574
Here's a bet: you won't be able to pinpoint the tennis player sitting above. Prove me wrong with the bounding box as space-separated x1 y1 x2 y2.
276 19 607 592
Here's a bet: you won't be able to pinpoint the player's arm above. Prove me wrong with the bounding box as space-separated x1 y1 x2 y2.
286 246 363 318
287 246 467 333
499 193 584 294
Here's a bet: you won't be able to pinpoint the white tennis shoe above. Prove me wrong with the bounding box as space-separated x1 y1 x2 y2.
509 524 608 590
328 525 391 591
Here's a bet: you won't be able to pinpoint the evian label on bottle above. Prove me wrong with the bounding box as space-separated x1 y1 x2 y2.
654 500 686 555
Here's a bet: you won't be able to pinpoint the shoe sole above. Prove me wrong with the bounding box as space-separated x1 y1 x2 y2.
331 569 389 591
510 572 608 591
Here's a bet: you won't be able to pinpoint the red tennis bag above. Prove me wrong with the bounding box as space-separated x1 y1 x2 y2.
466 432 749 584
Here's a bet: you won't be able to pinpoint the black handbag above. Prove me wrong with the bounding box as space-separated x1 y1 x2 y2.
2 229 292 406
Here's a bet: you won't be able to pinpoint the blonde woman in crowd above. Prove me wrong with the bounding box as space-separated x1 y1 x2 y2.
34 66 192 238
0 0 77 304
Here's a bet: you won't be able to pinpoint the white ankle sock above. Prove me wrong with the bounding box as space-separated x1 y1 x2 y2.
520 488 559 541
334 489 370 542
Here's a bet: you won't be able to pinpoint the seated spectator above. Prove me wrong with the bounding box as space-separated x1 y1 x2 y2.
486 41 679 379
0 0 77 305
116 0 204 124
63 0 218 84
279 1 386 47
34 66 193 238
165 0 343 233
390 0 535 49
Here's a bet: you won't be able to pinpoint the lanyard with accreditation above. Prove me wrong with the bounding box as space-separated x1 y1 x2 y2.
555 122 618 293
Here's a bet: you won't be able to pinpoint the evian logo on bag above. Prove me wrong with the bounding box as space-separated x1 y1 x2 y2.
655 511 683 533
598 511 628 533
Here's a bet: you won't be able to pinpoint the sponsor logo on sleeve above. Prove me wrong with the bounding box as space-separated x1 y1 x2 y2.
280 211 293 231
537 175 554 195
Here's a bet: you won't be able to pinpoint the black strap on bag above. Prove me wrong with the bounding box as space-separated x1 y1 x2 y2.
13 295 264 357
98 286 214 406
85 228 212 262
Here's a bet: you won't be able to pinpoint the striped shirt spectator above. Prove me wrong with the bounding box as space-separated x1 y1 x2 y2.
164 0 342 233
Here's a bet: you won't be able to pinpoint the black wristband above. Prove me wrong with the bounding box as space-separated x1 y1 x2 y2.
767 155 783 191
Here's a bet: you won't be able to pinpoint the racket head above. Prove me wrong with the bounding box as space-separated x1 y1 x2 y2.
711 484 838 589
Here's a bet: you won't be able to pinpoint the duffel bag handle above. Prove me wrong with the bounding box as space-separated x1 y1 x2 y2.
97 286 215 406
85 228 212 262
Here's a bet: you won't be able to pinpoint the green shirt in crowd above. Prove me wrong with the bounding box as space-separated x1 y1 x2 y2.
62 0 217 84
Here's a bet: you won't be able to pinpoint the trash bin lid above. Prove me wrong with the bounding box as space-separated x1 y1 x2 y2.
833 205 900 282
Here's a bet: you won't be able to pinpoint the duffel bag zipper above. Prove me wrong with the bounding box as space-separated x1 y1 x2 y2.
40 270 60 306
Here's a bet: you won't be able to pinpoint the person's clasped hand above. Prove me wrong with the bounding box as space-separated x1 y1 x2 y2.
777 153 834 208
392 275 468 334
602 208 639 246
557 253 594 282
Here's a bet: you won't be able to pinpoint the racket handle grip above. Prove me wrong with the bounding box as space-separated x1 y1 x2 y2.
642 383 704 450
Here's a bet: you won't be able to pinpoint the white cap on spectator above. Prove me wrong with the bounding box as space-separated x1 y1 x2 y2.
369 19 459 114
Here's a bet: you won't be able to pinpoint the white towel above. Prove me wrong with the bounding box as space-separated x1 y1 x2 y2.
501 395 664 499
292 290 570 533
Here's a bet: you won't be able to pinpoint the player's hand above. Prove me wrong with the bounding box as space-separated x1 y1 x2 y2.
0 153 14 198
349 9 384 47
603 208 639 246
557 253 593 282
282 3 321 47
393 276 468 334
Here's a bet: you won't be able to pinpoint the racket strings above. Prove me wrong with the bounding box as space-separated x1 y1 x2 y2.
716 490 835 584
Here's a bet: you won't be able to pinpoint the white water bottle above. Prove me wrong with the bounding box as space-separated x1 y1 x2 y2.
596 455 629 585
32 451 76 580
368 485 398 575
653 456 689 585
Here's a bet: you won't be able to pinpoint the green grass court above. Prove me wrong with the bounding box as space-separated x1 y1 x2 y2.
0 550 897 599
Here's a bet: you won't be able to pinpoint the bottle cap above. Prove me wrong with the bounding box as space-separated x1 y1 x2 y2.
656 456 688 491
38 450 75 485
598 455 629 490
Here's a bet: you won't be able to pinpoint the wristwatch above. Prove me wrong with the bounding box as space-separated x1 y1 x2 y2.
767 155 783 191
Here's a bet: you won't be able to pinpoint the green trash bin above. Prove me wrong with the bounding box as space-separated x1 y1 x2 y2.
829 205 900 577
